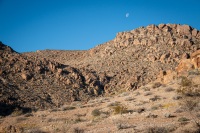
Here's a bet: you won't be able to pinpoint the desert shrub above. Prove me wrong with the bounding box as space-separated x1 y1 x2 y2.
116 123 135 130
172 95 182 100
11 108 24 116
135 92 140 96
152 82 162 89
178 117 190 124
119 92 130 97
151 105 159 111
165 87 174 92
124 97 135 101
73 127 84 133
162 103 175 109
61 106 76 111
177 77 200 96
141 87 151 91
144 92 153 96
24 113 33 117
26 128 44 133
91 109 101 117
178 91 200 128
50 108 59 112
112 105 128 115
179 76 192 87
74 117 84 123
188 69 200 75
107 101 121 107
145 126 169 133
180 97 200 111
175 108 185 113
149 95 161 101
16 117 27 122
196 114 200 118
136 107 146 113
177 85 200 96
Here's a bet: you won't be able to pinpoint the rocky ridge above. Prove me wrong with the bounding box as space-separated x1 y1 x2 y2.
25 24 200 93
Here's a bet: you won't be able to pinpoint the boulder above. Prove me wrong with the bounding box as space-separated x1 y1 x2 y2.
21 73 32 80
192 29 198 37
177 24 192 35
176 59 194 74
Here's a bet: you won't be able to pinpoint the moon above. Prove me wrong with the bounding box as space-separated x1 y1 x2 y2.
125 13 129 18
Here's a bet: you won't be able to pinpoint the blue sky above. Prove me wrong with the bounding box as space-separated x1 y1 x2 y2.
0 0 200 52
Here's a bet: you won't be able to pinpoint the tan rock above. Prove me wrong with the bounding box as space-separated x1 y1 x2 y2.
158 24 166 29
177 24 192 35
162 26 172 32
133 38 141 45
146 24 156 32
49 62 56 72
21 73 31 80
181 53 190 59
181 39 192 47
191 49 200 58
163 70 177 84
160 53 170 63
176 59 194 73
192 29 198 36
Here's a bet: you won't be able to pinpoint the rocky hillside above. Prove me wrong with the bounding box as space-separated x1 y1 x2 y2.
0 42 109 115
1 24 200 115
25 24 200 93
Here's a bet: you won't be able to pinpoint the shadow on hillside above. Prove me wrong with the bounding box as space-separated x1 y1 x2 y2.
0 102 32 116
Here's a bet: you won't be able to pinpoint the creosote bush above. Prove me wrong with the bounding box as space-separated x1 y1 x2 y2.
91 109 101 117
112 105 128 115
73 127 84 133
179 76 192 87
178 117 190 124
177 77 200 96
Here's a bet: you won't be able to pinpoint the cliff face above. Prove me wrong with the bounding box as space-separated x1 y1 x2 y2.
1 24 200 113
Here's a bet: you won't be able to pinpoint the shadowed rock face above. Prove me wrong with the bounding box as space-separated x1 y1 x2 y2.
1 24 200 112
